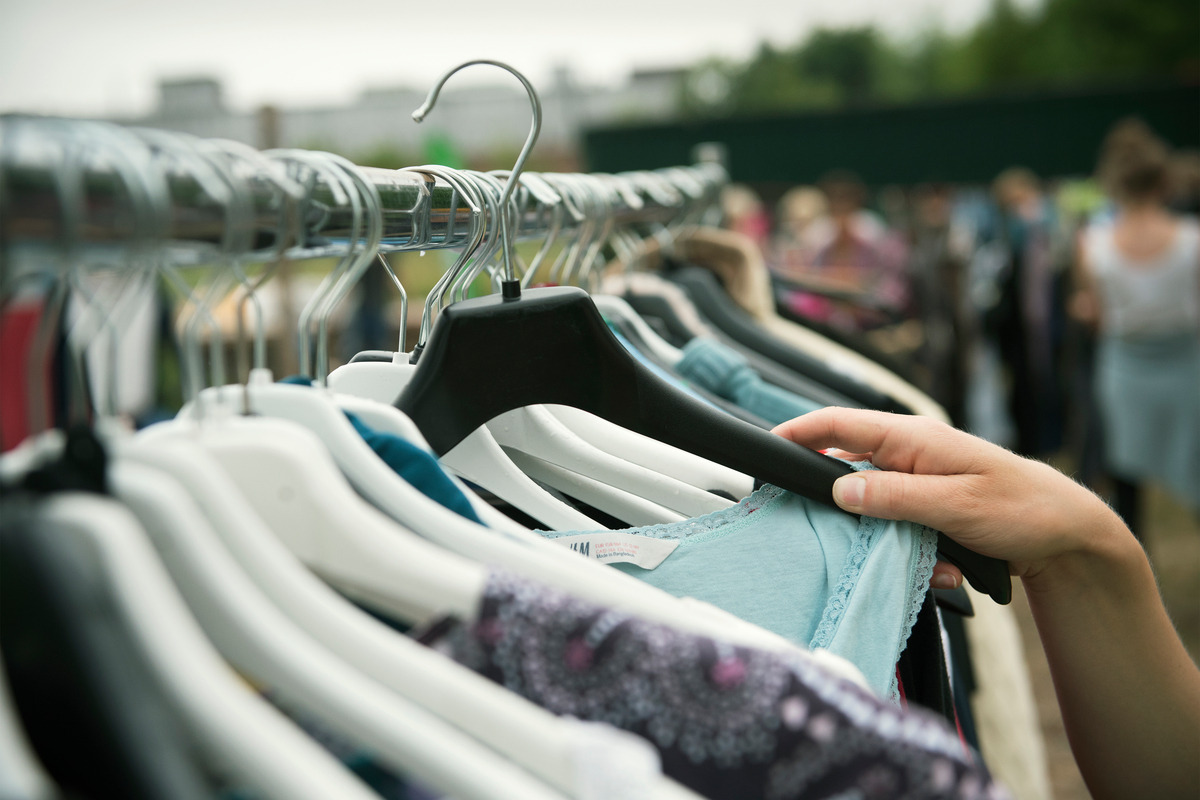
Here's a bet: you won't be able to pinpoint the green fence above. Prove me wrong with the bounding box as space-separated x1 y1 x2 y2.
583 83 1200 186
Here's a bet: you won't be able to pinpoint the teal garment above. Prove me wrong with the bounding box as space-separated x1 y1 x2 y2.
541 478 937 702
344 412 483 524
607 326 719 409
675 338 823 424
1095 332 1200 508
277 377 482 523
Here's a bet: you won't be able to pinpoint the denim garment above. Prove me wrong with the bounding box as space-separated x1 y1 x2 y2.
676 339 823 425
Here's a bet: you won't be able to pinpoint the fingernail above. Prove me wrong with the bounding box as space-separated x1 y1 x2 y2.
833 475 866 509
933 573 959 590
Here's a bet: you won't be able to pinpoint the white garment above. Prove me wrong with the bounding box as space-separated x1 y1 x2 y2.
1084 217 1200 338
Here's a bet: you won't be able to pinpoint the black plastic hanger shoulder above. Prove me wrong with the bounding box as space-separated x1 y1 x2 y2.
668 266 914 415
396 286 1010 604
397 286 851 497
9 426 109 497
604 315 774 430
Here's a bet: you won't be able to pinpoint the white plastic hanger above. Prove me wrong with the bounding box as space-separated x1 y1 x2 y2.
502 446 685 526
488 405 730 519
592 293 684 366
125 422 688 800
141 410 486 621
111 455 566 800
40 493 382 800
328 358 754 505
330 390 547 534
546 405 754 500
328 358 672 530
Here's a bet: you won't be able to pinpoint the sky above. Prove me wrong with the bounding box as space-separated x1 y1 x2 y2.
0 0 1016 118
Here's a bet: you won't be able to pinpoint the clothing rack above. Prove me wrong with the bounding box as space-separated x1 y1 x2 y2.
0 116 723 275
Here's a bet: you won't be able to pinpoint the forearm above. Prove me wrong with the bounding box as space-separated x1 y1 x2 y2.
1023 520 1200 799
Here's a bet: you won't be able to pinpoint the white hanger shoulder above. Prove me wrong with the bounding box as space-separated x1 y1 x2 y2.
502 447 684 527
489 407 734 518
546 405 754 500
39 493 380 800
112 456 566 800
592 293 683 366
443 429 604 531
137 417 484 624
128 433 680 799
329 359 603 532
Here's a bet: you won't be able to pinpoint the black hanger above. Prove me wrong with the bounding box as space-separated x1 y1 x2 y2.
667 266 915 415
604 314 775 430
396 285 1011 604
620 291 864 409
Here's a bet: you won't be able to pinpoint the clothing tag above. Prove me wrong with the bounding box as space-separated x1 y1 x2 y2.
550 532 679 569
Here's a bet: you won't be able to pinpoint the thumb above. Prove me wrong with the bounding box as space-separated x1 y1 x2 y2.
832 470 953 528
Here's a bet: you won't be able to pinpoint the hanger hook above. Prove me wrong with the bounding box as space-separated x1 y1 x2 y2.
413 60 541 295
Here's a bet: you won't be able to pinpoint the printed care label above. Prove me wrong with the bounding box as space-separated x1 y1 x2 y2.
550 532 679 569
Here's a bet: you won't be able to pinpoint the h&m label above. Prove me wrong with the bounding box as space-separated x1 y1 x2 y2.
550 531 679 569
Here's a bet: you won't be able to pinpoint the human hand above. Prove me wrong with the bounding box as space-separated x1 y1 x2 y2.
773 408 1133 587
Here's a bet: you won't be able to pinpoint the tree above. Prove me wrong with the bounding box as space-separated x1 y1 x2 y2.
680 0 1199 119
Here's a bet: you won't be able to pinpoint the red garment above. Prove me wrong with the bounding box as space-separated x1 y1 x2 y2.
1 298 54 452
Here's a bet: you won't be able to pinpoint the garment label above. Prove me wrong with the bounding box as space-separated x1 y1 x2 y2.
550 532 679 569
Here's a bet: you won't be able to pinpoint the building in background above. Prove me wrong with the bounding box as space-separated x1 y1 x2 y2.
115 67 685 166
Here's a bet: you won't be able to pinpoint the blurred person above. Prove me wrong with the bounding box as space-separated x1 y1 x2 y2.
1072 119 1200 539
908 183 967 425
772 185 829 274
719 184 771 249
778 170 908 332
1054 180 1112 492
991 167 1065 458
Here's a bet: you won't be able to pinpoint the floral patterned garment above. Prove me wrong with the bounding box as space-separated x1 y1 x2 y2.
418 570 1009 800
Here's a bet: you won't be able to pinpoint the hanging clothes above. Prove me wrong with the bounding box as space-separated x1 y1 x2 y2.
675 339 823 425
0 495 218 800
415 568 1001 800
539 478 938 701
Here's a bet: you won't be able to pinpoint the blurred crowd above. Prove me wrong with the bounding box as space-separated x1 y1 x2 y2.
724 117 1200 538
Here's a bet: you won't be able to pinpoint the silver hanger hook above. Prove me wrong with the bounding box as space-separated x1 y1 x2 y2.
202 139 305 378
133 128 239 407
308 153 383 385
413 60 541 287
403 165 485 354
265 149 357 379
455 170 507 300
62 123 168 424
497 171 564 289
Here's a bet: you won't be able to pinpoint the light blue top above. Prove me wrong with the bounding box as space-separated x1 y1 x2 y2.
675 338 824 424
541 475 938 702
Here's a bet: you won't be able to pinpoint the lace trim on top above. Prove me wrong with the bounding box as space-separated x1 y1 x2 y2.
805 461 938 703
544 470 938 703
542 483 790 543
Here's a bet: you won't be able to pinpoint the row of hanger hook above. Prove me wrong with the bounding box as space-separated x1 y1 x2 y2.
1 61 726 434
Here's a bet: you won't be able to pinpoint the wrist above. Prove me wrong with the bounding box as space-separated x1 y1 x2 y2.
1023 500 1148 599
